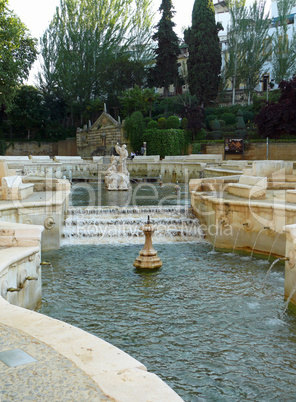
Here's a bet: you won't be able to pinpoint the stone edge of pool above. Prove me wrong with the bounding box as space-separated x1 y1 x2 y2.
0 295 183 401
0 220 183 401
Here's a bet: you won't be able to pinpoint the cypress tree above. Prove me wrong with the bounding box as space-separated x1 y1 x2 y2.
148 0 180 97
185 0 222 106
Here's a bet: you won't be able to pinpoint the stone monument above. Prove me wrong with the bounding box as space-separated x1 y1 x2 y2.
133 216 163 270
105 143 130 190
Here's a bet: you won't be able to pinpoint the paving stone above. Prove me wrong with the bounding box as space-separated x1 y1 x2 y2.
0 323 110 401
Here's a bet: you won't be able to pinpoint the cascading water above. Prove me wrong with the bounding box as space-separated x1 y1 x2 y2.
261 257 286 290
268 232 282 261
232 226 242 254
251 228 266 258
62 206 204 245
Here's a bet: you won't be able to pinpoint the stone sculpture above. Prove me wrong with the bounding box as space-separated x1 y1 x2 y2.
105 143 130 190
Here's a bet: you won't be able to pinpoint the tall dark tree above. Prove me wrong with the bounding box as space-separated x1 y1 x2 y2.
185 0 222 106
148 0 180 97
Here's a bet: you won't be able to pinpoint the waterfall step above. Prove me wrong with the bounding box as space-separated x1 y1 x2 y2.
62 206 204 245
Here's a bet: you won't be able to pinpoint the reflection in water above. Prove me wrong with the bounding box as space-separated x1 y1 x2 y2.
70 181 189 207
40 243 296 401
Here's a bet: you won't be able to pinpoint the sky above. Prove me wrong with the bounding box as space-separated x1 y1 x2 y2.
8 0 194 40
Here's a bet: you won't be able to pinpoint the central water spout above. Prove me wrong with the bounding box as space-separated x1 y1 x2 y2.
133 216 163 270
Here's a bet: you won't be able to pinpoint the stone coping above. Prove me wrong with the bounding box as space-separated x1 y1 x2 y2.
0 189 70 211
0 297 183 401
190 190 296 211
0 246 39 273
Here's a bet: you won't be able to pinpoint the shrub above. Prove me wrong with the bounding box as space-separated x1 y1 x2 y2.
166 115 180 129
220 113 236 126
158 117 167 129
191 143 201 153
242 111 254 124
124 111 145 151
144 117 152 126
182 105 204 140
195 128 207 140
255 76 296 138
147 120 159 130
0 140 7 155
181 117 188 130
205 114 217 129
219 120 226 127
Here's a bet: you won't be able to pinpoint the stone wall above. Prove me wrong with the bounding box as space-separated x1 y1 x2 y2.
6 142 58 156
5 139 77 157
58 138 77 156
202 142 296 160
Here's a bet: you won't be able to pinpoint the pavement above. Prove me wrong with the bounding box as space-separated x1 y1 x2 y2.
0 323 110 401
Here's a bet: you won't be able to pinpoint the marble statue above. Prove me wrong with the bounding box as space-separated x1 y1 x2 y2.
105 143 130 190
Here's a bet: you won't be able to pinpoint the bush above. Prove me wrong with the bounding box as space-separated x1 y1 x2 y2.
191 143 201 153
242 111 254 124
255 76 296 138
0 140 7 155
195 128 207 140
124 111 145 151
143 128 187 158
144 117 152 126
166 115 180 129
205 115 217 129
220 113 236 126
147 120 159 130
181 117 188 130
158 117 167 129
219 120 226 127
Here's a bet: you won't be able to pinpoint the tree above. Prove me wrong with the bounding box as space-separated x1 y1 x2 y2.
148 0 180 97
0 0 37 109
185 0 222 107
38 0 156 126
124 111 146 151
119 85 158 118
9 86 49 139
239 0 272 104
128 0 155 66
255 75 296 138
223 0 247 105
271 0 296 83
38 0 135 124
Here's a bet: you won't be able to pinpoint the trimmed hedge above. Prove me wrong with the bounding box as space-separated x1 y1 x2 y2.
143 128 187 158
147 120 158 129
158 117 167 129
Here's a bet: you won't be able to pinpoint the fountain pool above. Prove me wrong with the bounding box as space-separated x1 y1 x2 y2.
70 181 190 207
40 242 296 401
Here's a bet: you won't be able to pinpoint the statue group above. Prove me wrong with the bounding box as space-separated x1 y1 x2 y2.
105 143 130 191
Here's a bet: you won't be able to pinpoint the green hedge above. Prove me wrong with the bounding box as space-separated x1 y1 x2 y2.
143 128 187 158
166 116 180 129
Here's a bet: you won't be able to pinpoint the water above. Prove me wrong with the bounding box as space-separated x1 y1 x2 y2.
62 206 202 245
40 242 296 401
70 181 190 207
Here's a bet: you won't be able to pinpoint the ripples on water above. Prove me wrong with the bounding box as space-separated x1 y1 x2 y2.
70 181 190 207
40 242 296 401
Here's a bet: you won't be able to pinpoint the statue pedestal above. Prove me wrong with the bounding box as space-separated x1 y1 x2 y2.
133 220 162 270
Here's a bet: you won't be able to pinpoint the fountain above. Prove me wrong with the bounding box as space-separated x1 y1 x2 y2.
133 216 163 270
261 257 289 290
250 227 270 258
105 143 130 190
